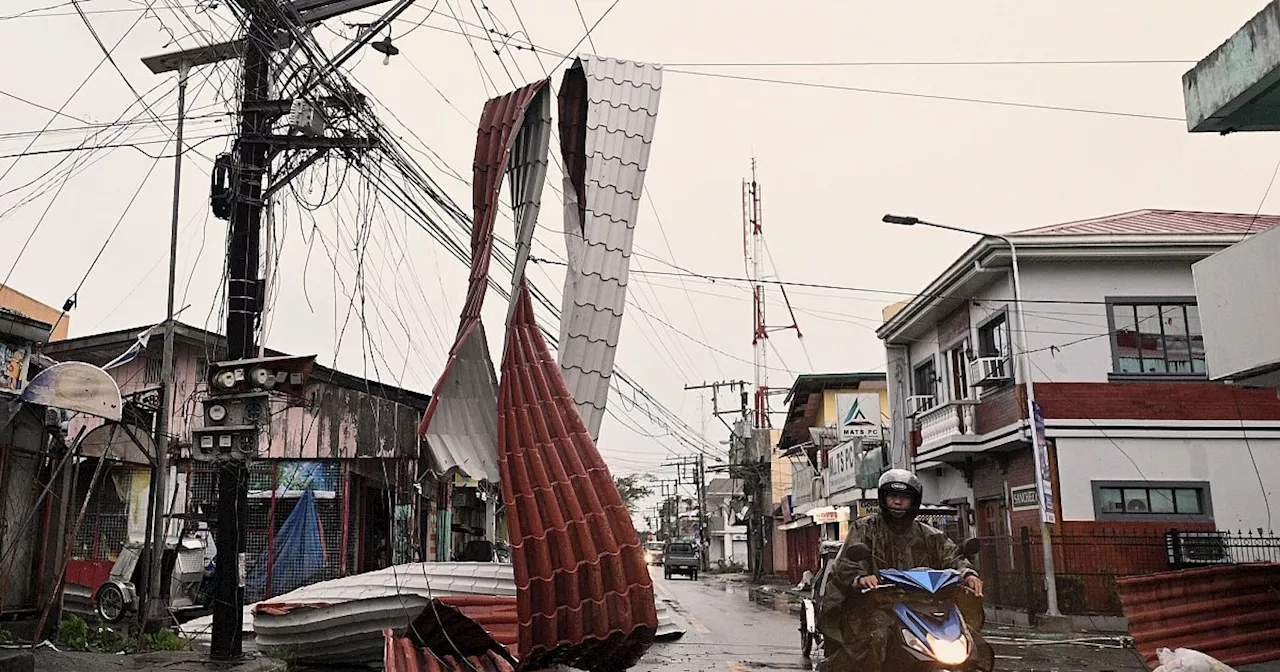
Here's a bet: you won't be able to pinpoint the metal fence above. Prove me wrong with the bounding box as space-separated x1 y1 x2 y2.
976 527 1280 619
189 460 349 604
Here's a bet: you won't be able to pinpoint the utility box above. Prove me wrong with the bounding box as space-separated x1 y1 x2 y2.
288 98 325 138
192 392 269 462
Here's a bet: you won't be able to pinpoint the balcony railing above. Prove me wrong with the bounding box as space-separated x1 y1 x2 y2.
917 400 978 449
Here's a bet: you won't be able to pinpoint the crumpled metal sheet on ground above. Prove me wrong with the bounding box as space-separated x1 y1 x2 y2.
418 80 552 484
1118 562 1280 668
248 562 515 665
555 55 663 443
498 285 657 670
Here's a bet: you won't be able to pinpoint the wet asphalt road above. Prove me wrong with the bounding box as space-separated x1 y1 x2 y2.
637 566 809 672
638 567 1159 672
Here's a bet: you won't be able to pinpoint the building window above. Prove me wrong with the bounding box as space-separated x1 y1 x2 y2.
1109 300 1205 375
913 358 937 409
144 357 163 384
946 341 969 401
976 313 1012 379
1092 481 1212 522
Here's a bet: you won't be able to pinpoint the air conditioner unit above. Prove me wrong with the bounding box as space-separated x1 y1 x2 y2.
970 356 1012 388
1165 531 1231 566
906 395 935 417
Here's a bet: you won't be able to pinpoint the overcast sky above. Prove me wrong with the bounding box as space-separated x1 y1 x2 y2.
3 1 1278 522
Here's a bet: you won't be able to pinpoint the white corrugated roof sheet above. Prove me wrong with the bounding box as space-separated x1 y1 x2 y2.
557 55 663 442
422 327 501 484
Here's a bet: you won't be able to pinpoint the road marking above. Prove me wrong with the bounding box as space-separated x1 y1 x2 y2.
652 578 675 602
684 611 712 634
726 661 750 672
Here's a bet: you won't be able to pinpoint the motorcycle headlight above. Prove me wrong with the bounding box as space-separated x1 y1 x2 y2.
900 629 969 666
926 633 970 666
901 629 930 657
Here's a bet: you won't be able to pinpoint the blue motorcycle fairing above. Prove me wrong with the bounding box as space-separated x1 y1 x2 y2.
892 601 966 643
878 568 965 594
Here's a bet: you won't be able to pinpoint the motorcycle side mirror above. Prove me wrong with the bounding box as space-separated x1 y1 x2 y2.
961 537 980 560
846 543 872 562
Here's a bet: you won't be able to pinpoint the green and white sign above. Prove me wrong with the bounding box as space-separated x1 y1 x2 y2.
836 393 883 441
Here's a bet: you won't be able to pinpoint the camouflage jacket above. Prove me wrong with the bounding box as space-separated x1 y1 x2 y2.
828 513 975 592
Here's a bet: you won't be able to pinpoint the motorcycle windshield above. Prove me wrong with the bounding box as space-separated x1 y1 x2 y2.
879 568 964 594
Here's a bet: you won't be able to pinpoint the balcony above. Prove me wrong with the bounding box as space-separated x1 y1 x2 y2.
915 400 978 451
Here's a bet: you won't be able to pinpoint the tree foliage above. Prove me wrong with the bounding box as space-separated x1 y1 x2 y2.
613 473 654 513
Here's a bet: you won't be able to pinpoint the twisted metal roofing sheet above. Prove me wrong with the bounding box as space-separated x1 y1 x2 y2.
1118 562 1280 668
250 562 516 665
498 284 657 670
1011 209 1280 236
418 80 551 484
556 55 663 442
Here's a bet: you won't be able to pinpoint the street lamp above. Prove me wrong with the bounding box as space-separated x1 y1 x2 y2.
881 213 1062 618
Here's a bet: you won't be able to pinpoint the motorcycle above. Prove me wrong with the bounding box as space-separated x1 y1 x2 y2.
799 540 844 659
843 538 993 672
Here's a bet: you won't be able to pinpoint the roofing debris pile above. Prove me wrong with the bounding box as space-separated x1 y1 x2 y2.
411 54 664 671
1119 562 1280 669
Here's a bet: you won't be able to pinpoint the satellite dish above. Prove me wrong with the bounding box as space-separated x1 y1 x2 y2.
21 361 122 422
80 423 153 465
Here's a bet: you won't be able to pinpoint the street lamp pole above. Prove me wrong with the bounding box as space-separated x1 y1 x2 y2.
881 214 1061 617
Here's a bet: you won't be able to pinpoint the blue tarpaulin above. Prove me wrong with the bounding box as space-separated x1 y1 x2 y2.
247 488 325 596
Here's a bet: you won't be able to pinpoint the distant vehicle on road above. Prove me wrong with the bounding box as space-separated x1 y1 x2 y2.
663 539 699 580
644 541 665 566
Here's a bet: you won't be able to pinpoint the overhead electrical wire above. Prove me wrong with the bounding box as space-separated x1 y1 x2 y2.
376 7 1190 124
525 257 1169 307
0 1 159 189
663 58 1199 67
0 58 229 288
184 0 726 458
661 67 1186 122
570 0 598 53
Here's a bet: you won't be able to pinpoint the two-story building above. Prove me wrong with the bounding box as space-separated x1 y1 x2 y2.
879 210 1280 614
880 209 1280 536
775 372 889 583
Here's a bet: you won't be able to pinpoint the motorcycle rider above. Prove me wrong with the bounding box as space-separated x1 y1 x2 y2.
818 469 993 671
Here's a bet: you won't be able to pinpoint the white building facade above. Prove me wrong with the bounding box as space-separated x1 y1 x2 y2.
879 210 1280 539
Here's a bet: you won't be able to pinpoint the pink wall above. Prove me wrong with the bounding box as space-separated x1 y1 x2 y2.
70 342 423 460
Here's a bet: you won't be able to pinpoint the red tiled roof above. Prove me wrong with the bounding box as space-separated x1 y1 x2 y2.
498 283 657 670
1010 209 1280 236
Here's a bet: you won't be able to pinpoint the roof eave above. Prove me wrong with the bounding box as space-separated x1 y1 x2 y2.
877 233 1253 343
877 239 992 343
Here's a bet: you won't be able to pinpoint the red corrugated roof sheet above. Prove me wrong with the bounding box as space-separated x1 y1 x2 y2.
497 283 656 670
417 80 551 483
385 630 518 672
1012 209 1280 236
383 596 528 672
1119 562 1280 668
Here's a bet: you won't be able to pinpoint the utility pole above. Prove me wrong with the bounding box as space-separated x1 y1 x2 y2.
139 55 189 630
144 0 389 657
663 454 710 569
696 454 707 570
742 163 775 583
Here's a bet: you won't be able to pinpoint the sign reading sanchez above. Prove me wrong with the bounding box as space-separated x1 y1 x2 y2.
836 393 883 442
